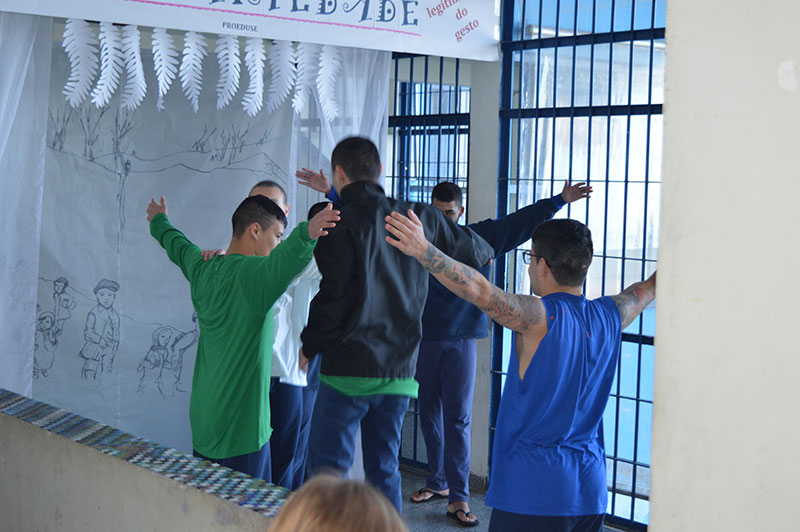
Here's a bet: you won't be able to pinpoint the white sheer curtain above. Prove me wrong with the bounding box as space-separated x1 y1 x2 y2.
0 12 52 396
289 46 391 480
291 46 391 223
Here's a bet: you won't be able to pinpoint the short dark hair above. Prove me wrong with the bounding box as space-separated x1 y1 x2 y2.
330 137 381 183
251 180 287 205
231 195 287 238
307 201 332 221
531 219 593 287
431 181 463 207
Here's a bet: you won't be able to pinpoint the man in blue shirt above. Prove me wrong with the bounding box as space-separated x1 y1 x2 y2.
409 181 590 527
384 213 656 532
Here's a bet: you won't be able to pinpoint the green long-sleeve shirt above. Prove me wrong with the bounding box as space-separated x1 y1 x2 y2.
150 213 315 459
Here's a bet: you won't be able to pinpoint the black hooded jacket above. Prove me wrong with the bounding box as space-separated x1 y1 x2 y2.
300 181 494 379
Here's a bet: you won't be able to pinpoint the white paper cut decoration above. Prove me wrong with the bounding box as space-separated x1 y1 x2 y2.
152 27 179 111
91 22 124 108
242 38 266 117
317 45 342 122
266 40 297 115
292 43 321 115
62 19 99 108
180 31 207 114
215 34 241 110
121 25 147 111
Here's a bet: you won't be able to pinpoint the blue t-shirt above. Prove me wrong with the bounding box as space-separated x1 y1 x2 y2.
485 293 622 516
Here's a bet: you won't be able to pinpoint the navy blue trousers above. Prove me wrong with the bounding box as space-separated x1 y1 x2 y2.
269 377 304 489
488 510 604 532
193 441 271 482
416 337 476 503
309 382 409 513
293 354 321 488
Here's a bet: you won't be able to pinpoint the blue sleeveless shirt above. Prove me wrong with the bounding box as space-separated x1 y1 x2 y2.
485 293 622 516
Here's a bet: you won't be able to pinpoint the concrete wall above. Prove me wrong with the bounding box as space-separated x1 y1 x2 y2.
0 413 271 532
650 1 800 530
466 58 502 482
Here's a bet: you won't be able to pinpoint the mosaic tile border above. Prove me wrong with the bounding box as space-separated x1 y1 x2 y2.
0 388 289 516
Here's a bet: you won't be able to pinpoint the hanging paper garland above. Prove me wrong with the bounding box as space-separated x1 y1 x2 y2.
292 42 321 115
317 45 342 122
266 40 296 115
152 27 179 111
91 21 124 108
121 25 147 111
215 34 241 110
62 18 99 108
62 20 342 122
242 37 266 117
179 31 207 114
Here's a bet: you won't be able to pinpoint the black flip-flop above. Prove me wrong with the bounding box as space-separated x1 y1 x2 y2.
409 487 448 503
446 509 480 528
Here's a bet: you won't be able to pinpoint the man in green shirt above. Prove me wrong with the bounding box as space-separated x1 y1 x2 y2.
147 194 339 481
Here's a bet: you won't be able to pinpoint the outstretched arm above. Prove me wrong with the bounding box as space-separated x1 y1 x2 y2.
611 272 657 329
296 168 332 195
386 210 546 334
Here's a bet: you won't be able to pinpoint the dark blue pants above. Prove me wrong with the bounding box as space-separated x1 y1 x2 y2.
269 377 304 490
488 510 604 532
193 441 271 482
293 354 321 488
416 337 476 503
309 382 410 513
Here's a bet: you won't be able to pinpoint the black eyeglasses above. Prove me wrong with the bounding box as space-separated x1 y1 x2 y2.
521 250 543 265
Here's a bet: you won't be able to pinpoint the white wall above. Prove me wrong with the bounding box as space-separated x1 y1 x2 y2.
650 1 800 530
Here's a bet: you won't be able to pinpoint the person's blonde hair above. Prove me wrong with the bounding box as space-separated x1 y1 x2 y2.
268 475 409 532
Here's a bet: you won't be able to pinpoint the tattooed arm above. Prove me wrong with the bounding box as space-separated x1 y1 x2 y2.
611 272 657 329
385 209 547 334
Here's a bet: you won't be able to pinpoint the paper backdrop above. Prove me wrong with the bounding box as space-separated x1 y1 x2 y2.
32 40 294 452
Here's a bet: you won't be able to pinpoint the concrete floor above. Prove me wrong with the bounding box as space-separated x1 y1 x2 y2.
401 468 492 532
399 468 626 532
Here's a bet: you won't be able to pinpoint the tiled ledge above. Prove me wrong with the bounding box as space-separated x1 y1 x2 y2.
0 388 289 517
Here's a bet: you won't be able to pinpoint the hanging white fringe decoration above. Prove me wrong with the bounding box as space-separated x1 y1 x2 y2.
317 45 341 122
265 40 296 115
242 38 266 117
62 19 99 108
180 31 207 114
152 27 179 111
121 25 146 111
215 34 241 110
292 42 320 115
91 22 124 108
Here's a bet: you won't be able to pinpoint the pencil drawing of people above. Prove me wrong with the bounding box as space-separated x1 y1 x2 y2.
79 279 120 379
137 326 172 396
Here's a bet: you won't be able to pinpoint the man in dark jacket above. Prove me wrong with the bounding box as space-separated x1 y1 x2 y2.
299 137 494 512
409 181 590 526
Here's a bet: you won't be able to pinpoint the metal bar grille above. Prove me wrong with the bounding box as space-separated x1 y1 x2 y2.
390 53 472 470
495 0 663 527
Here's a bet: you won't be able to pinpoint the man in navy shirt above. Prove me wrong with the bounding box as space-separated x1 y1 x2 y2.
384 213 656 532
409 181 590 527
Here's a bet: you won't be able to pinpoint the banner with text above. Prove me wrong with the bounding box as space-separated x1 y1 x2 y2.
0 0 499 61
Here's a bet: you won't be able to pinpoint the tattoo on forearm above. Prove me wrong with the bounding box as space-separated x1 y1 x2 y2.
420 244 543 333
480 289 545 332
420 244 476 287
612 281 653 328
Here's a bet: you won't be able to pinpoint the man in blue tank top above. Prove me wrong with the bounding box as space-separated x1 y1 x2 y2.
384 213 656 532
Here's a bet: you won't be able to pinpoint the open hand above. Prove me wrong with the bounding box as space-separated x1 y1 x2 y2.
384 209 430 259
560 181 592 203
307 202 340 240
201 249 225 261
147 196 167 222
296 168 332 195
